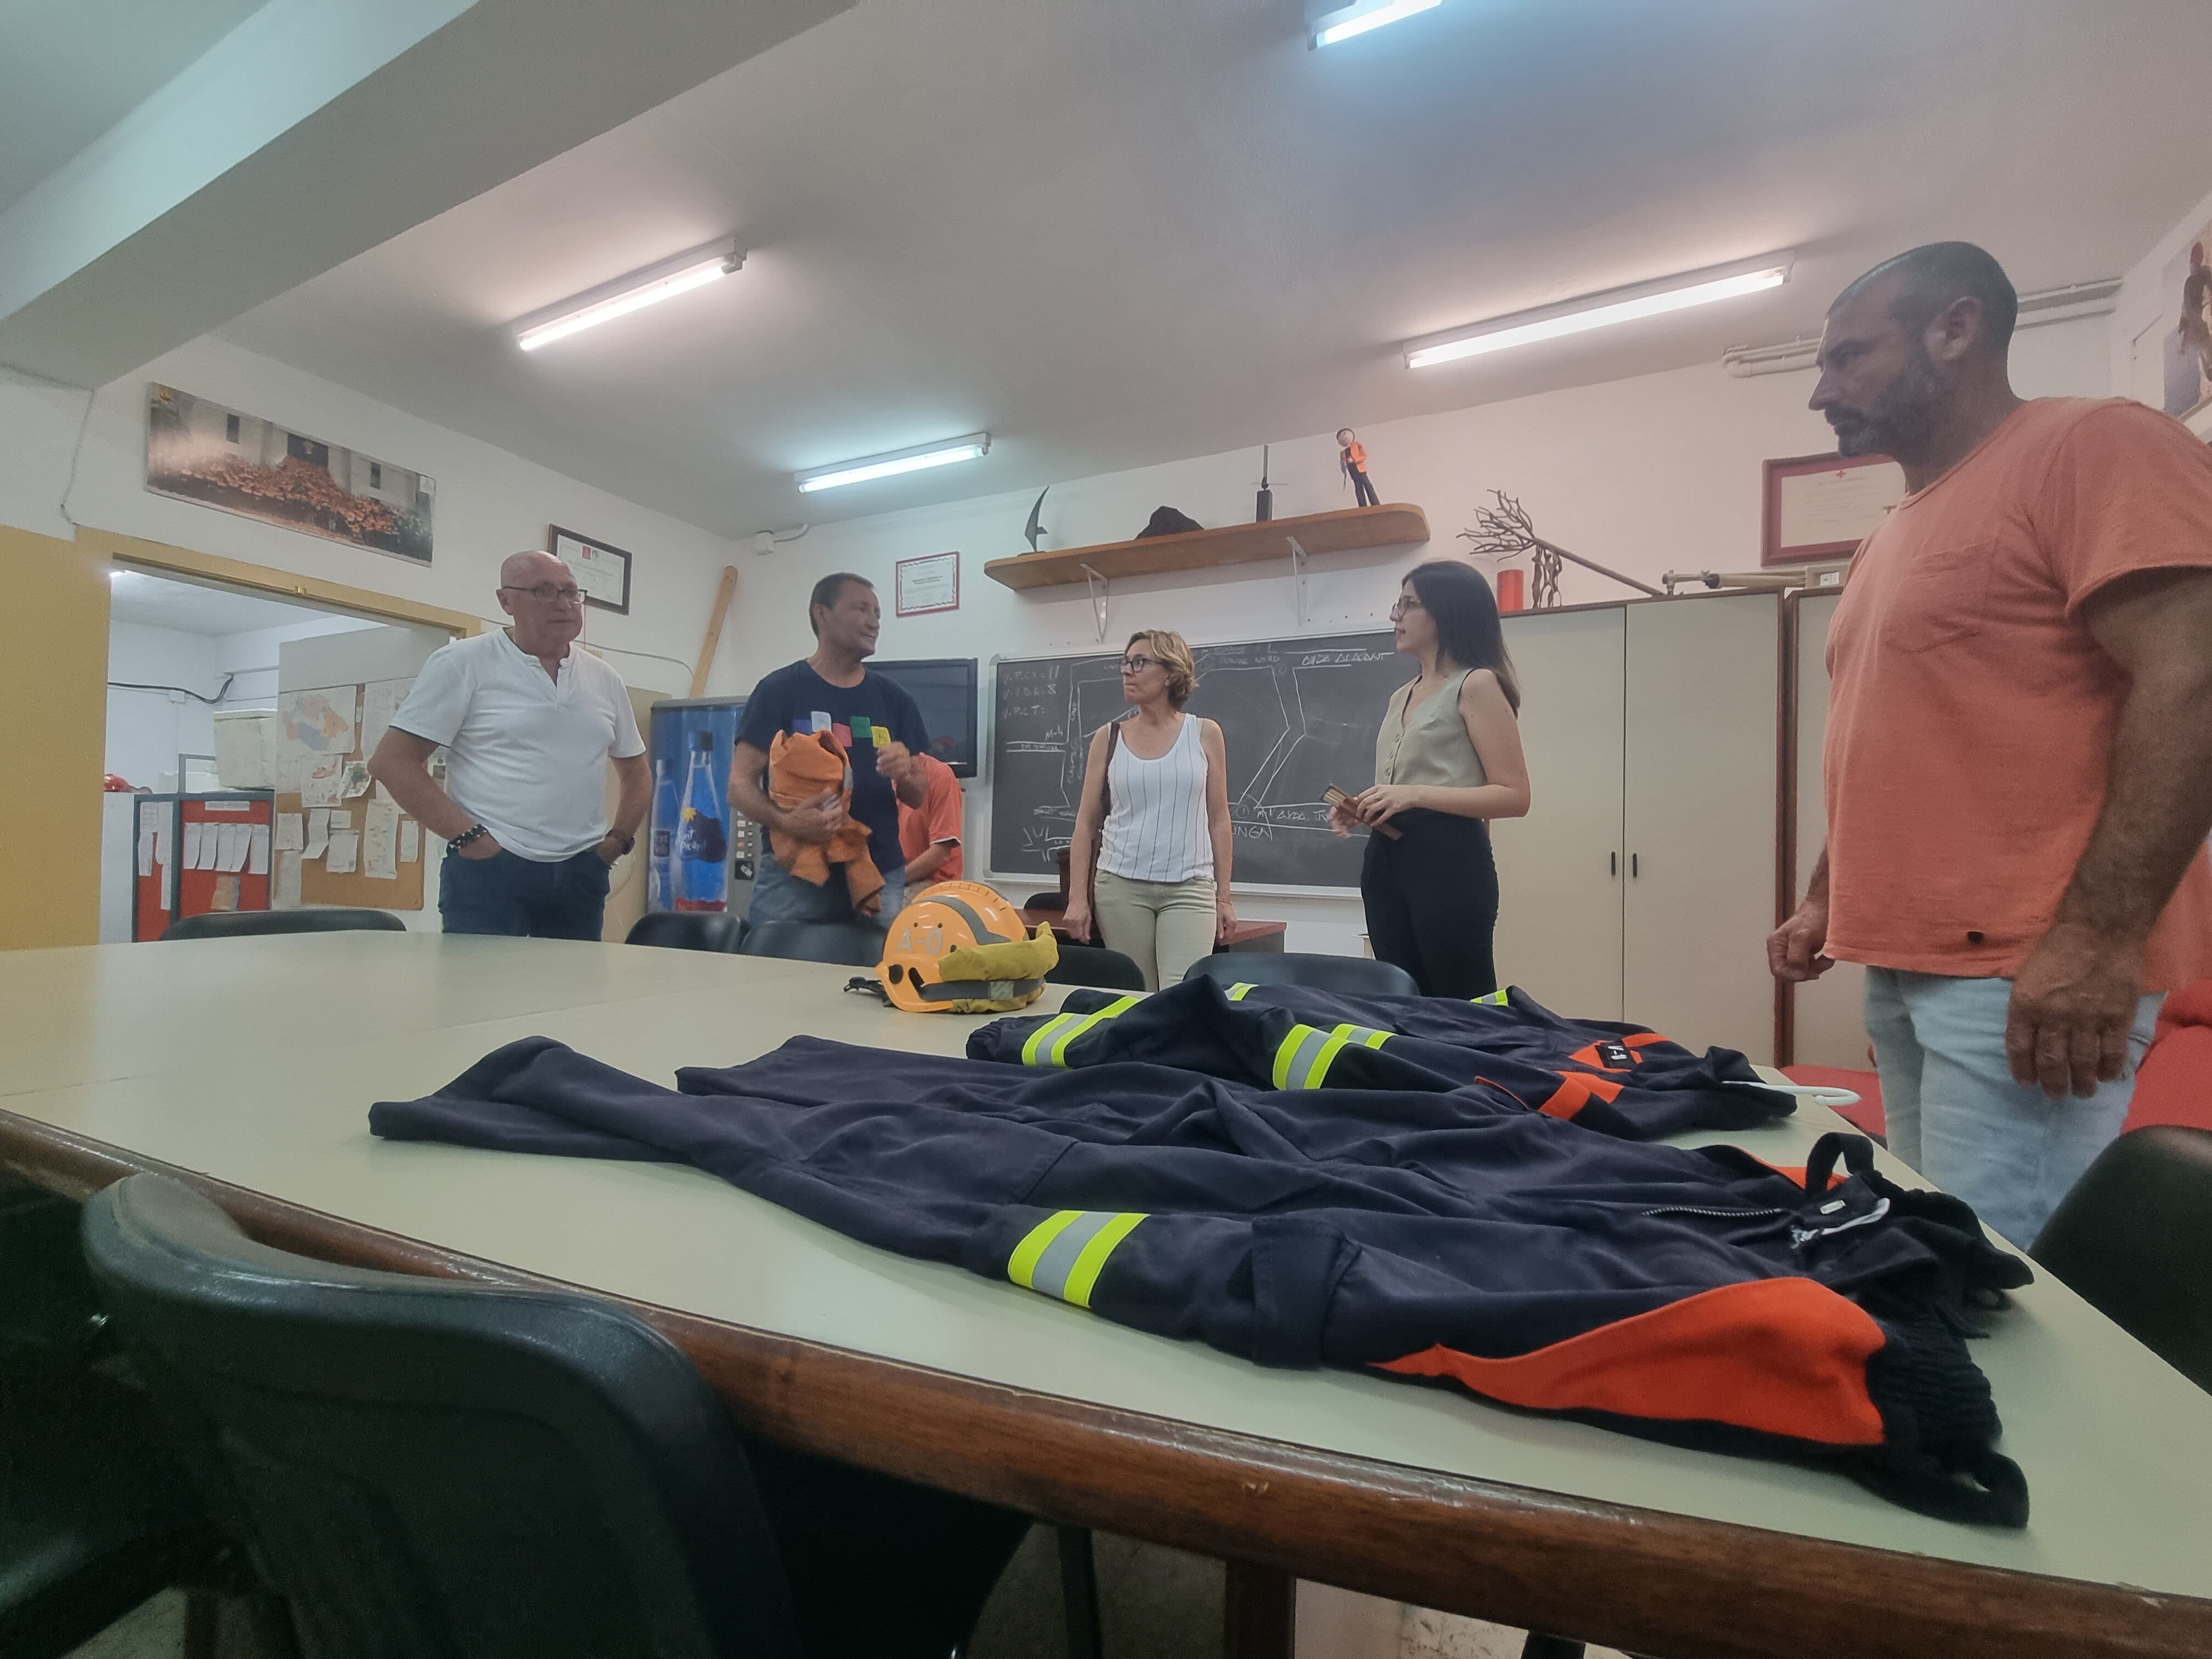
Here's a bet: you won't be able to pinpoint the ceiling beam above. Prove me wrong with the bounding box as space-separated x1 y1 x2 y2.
0 0 855 390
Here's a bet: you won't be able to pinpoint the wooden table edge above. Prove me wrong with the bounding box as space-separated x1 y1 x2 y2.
7 1108 2204 1659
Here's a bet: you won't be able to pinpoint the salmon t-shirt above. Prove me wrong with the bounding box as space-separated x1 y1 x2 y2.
1823 397 2212 988
898 753 964 882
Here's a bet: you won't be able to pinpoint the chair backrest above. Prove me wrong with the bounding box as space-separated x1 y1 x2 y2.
2031 1126 2212 1394
739 919 885 967
162 909 407 941
626 911 749 953
1181 950 1420 998
1045 943 1147 991
81 1175 803 1659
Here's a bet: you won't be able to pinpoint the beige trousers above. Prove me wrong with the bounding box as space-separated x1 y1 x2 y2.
1093 869 1217 991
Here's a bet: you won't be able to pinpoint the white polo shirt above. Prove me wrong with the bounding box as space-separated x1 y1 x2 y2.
390 630 645 862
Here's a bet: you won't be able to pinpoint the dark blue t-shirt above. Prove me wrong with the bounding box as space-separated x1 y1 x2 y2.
737 661 930 878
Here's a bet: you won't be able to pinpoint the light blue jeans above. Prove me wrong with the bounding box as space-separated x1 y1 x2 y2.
746 847 902 928
1863 968 2162 1249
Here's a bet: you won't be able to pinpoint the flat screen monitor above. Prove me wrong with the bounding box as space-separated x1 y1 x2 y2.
870 657 978 778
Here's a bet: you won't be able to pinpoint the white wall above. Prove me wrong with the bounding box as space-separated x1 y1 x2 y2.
724 319 2111 951
1 334 736 701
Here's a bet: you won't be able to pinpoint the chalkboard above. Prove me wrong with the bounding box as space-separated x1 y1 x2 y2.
990 631 1415 888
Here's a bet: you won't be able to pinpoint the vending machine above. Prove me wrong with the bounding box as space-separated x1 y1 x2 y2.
644 697 758 916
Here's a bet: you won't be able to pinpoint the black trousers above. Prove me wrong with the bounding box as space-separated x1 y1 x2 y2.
1359 809 1498 997
1347 464 1379 507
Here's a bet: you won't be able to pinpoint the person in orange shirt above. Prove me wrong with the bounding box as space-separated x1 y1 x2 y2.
1769 241 2212 1246
899 751 965 887
1338 427 1379 507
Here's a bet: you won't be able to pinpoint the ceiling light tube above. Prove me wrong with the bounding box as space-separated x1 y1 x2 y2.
1313 0 1441 48
1405 255 1793 369
514 240 744 352
794 433 992 493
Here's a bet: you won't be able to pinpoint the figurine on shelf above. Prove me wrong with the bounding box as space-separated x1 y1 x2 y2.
1338 428 1379 507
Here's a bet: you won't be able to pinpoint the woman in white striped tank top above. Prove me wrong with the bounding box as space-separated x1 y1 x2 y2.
1065 630 1236 989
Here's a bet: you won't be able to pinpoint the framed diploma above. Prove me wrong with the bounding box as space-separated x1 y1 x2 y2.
895 550 961 617
1761 452 1907 567
549 526 633 614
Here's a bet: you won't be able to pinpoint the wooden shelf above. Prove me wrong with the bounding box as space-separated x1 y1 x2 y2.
984 503 1430 592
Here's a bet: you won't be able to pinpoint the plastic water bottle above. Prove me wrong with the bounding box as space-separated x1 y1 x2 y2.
648 761 679 910
675 732 729 911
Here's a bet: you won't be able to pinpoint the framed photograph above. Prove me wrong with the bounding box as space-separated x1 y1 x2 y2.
2158 221 2212 425
146 385 434 564
1761 452 1907 566
549 526 633 614
895 550 961 617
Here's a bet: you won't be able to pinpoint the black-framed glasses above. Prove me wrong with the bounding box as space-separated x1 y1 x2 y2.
502 583 584 603
1388 597 1425 620
1122 653 1163 673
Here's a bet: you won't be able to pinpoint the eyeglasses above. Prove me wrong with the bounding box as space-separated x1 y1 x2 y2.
1389 596 1425 620
502 583 584 604
1122 654 1162 673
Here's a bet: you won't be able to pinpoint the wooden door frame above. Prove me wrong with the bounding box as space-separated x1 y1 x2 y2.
89 528 483 639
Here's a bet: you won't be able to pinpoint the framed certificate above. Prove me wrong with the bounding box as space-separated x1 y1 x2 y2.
895 550 961 617
1761 453 1907 566
549 526 633 614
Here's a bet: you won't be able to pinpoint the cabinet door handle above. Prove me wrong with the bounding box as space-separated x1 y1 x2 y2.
1610 852 1617 877
1631 853 1639 878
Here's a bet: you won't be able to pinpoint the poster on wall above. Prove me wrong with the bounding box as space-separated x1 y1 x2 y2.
145 386 435 563
895 550 960 616
549 525 633 613
2159 223 2212 439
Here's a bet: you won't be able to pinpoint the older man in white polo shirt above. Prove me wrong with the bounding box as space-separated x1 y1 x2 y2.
369 550 649 939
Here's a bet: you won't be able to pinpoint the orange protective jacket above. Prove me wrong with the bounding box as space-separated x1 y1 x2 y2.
768 730 885 915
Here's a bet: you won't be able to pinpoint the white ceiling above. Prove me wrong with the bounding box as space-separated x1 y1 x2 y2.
0 0 268 216
108 569 379 637
215 0 2212 540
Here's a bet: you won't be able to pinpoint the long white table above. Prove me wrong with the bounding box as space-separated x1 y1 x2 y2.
3 935 2208 1659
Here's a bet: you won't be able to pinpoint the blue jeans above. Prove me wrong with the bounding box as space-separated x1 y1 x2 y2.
440 848 611 940
746 849 902 928
1863 968 2162 1248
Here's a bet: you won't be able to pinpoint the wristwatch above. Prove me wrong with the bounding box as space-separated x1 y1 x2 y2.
606 830 636 855
448 823 491 853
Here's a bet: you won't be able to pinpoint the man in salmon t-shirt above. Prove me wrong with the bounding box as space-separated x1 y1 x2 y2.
1769 241 2212 1248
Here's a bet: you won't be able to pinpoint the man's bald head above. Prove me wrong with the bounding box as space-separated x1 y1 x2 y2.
1830 242 2018 356
500 549 569 590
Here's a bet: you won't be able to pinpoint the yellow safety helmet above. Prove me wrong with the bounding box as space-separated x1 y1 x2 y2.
878 882 1056 1013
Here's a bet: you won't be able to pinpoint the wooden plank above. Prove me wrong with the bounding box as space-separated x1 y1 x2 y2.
691 566 740 696
984 504 1430 592
7 1107 2211 1659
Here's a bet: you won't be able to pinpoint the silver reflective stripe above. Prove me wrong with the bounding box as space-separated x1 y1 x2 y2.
1009 1210 1148 1307
1271 1024 1329 1090
928 893 1009 945
1227 983 1257 1001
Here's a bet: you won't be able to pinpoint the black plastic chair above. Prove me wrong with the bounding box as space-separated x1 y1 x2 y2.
82 1173 1030 1659
2032 1126 2212 1393
161 909 407 941
1046 943 1147 991
627 911 749 953
740 919 887 967
1182 950 1420 998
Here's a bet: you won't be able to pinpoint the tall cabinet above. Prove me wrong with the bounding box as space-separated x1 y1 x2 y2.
1491 591 1779 1062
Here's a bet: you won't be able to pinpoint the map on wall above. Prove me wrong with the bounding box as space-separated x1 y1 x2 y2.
279 688 358 755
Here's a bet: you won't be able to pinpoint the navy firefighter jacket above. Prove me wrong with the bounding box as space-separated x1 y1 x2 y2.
370 1033 2032 1526
968 976 1793 1142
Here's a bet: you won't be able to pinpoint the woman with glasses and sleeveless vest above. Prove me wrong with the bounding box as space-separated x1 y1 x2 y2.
1065 631 1237 989
1330 562 1531 997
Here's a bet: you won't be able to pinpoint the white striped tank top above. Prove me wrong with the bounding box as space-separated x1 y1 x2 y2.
1097 713 1214 884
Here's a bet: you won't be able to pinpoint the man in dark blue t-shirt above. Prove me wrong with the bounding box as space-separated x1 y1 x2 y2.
731 572 930 926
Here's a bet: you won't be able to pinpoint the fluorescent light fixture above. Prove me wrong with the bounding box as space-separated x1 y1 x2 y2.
1405 256 1793 369
1313 0 1440 48
514 240 744 352
794 433 991 494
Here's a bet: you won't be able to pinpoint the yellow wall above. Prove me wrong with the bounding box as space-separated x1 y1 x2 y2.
1 526 111 950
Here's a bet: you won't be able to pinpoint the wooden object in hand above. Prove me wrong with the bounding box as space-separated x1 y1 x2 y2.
985 504 1430 592
1324 785 1400 840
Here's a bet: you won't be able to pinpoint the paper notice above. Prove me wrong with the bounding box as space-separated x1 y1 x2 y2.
363 802 399 881
304 809 331 861
361 680 408 763
137 831 155 878
325 830 359 875
249 823 270 876
138 800 163 834
340 760 374 799
182 822 204 869
218 824 250 872
399 820 421 863
273 813 304 853
301 755 346 808
210 874 239 912
275 851 303 909
154 819 172 872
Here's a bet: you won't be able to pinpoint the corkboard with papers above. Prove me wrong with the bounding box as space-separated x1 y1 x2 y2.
272 679 426 912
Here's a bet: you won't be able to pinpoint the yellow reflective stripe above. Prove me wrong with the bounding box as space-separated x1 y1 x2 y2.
1471 989 1509 1006
1007 1210 1082 1289
1227 982 1257 1001
1060 1212 1146 1308
1270 1023 1321 1089
1048 994 1141 1066
1020 1015 1081 1066
1301 1025 1357 1090
1019 995 1142 1067
1361 1026 1391 1049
